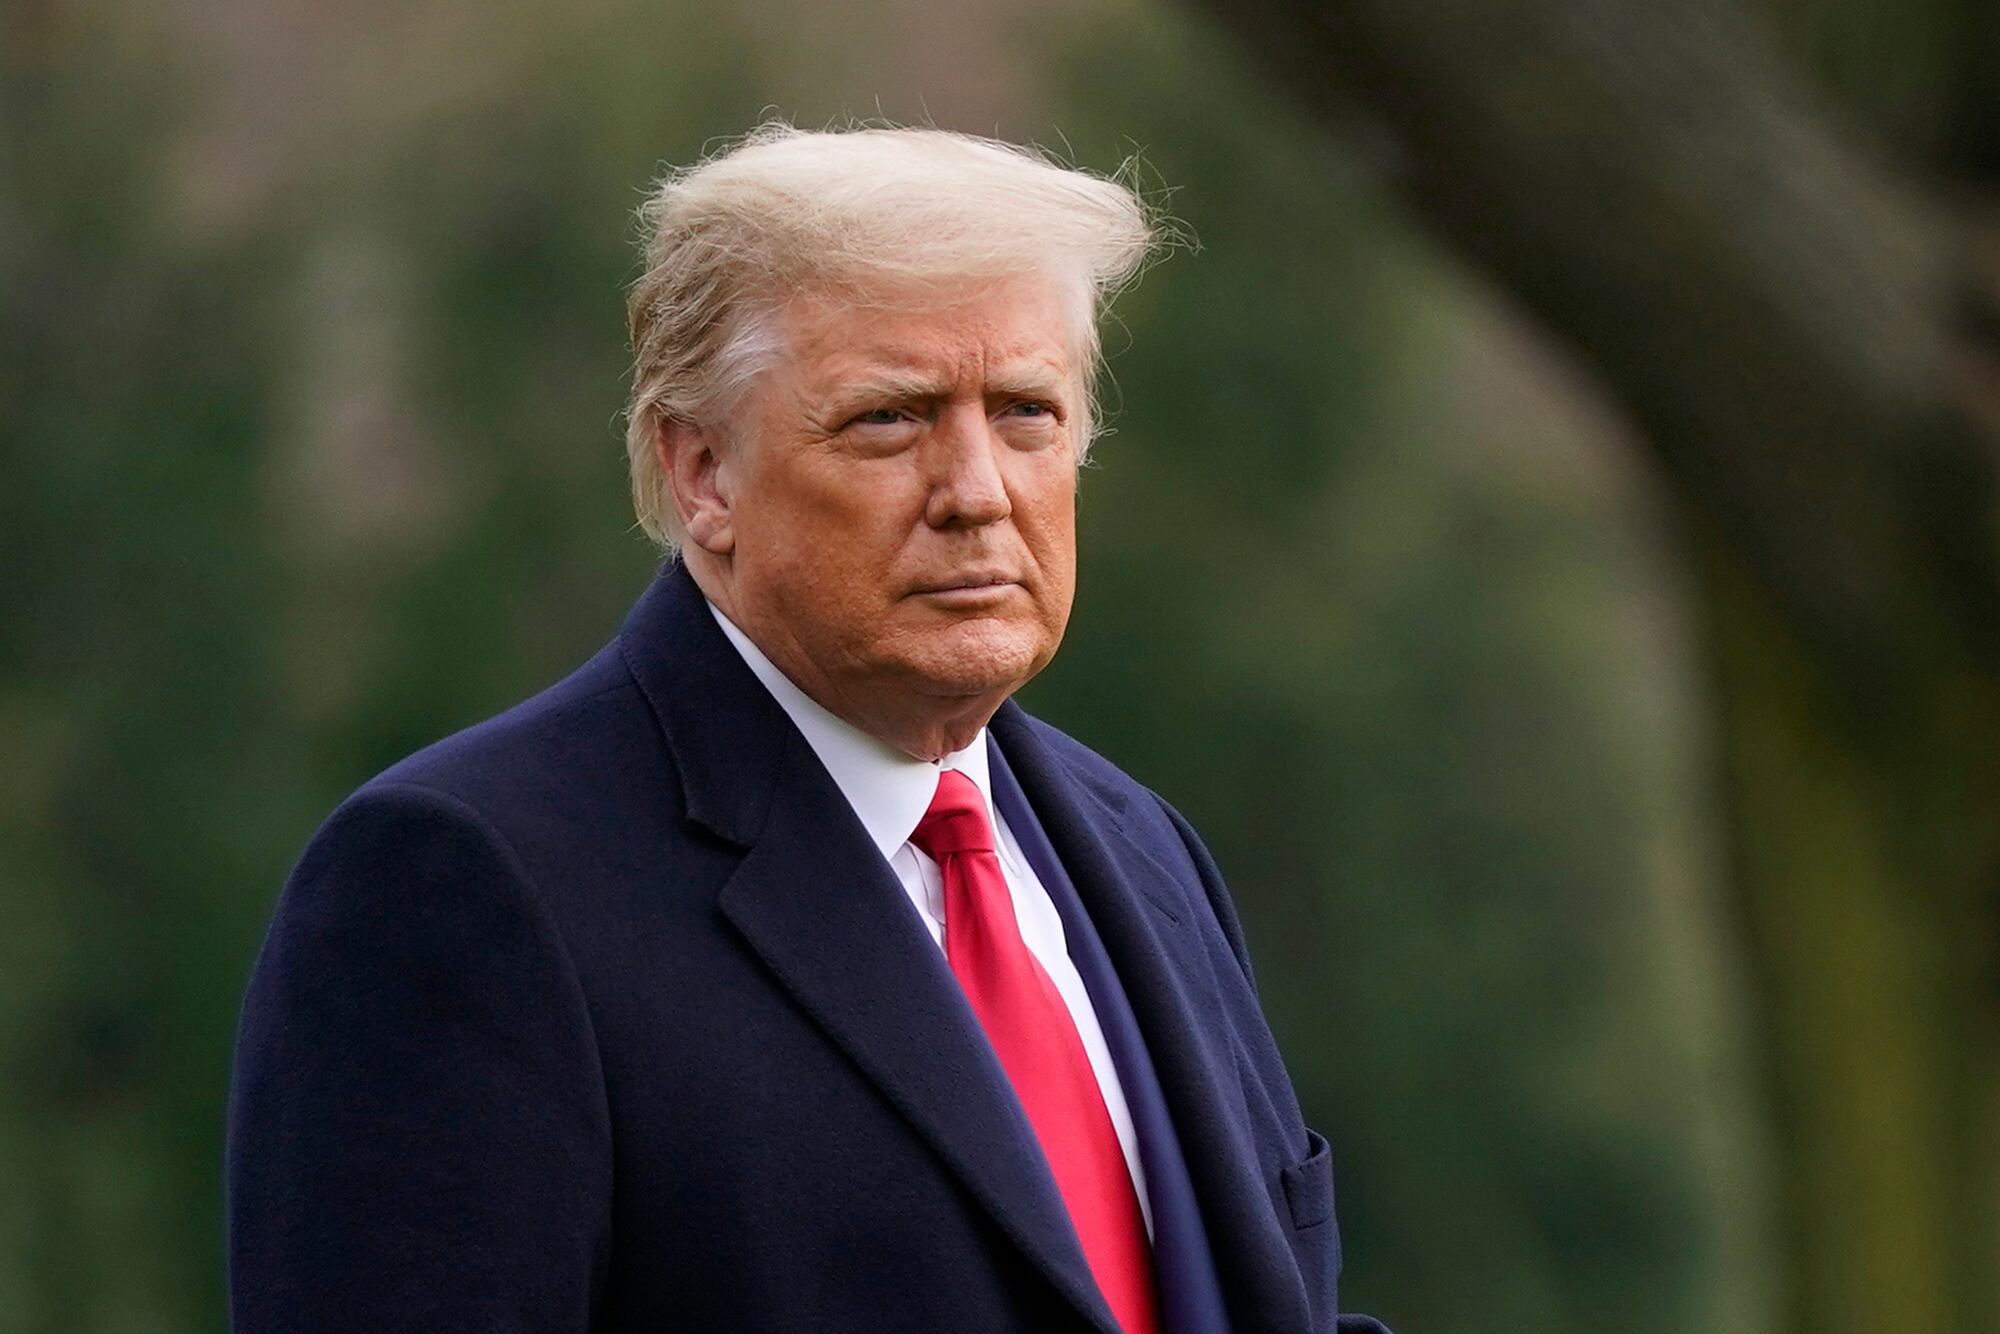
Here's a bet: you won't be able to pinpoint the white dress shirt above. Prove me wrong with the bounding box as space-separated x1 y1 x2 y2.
709 603 1152 1233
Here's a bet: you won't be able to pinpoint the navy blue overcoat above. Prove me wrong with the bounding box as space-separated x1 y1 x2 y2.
227 561 1388 1332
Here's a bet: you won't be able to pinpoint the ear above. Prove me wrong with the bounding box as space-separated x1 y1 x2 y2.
656 416 736 555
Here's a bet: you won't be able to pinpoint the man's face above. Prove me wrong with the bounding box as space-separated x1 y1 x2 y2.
703 273 1082 732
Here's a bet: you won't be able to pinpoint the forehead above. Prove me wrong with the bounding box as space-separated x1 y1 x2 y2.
777 275 1079 388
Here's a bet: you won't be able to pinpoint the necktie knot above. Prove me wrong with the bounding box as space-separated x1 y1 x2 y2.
910 769 995 859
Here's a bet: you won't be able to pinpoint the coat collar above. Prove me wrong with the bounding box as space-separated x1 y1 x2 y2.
706 597 1001 868
617 560 788 849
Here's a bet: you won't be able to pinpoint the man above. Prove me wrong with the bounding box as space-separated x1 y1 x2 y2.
228 123 1391 1333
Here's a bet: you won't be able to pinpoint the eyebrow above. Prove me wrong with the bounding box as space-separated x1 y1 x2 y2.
827 361 1074 407
830 370 954 405
985 363 1073 400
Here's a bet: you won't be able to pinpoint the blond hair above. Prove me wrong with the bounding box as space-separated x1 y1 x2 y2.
622 121 1167 547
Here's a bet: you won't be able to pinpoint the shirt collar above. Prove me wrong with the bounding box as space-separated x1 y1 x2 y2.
708 600 997 862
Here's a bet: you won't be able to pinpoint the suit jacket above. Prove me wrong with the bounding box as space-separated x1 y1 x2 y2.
227 561 1389 1332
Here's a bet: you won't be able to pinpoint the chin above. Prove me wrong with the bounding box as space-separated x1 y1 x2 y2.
895 618 1054 700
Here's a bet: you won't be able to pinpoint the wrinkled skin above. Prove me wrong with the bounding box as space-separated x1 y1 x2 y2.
661 274 1083 760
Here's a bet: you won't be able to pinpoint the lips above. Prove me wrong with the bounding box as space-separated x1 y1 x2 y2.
911 572 1018 595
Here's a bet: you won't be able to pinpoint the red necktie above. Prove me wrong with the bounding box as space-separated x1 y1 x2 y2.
911 769 1161 1334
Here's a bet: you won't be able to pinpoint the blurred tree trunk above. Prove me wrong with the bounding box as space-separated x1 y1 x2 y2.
1185 0 2000 1331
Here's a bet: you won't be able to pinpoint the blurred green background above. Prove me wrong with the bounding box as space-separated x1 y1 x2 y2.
7 0 1998 1331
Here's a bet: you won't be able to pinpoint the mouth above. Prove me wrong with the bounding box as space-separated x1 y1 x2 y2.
909 573 1021 604
913 573 1017 594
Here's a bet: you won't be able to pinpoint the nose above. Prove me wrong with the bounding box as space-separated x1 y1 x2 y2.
922 402 1012 530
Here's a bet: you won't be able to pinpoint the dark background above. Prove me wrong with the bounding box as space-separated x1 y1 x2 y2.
8 0 1997 1330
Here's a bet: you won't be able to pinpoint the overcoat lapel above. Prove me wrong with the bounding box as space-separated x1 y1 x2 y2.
618 564 1120 1334
990 701 1314 1334
715 742 1125 1334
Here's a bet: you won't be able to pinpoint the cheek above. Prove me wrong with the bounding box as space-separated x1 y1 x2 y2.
1015 472 1078 626
747 460 914 565
753 474 933 639
1019 464 1078 558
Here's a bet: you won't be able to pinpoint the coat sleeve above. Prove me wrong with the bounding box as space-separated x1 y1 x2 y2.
226 781 612 1332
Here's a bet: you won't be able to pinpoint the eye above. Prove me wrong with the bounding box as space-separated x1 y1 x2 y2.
1004 400 1055 420
848 407 908 428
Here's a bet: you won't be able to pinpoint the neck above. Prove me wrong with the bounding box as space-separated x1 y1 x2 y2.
827 692 1001 763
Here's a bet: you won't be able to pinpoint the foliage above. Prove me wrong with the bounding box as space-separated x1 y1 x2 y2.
2 2 1795 1329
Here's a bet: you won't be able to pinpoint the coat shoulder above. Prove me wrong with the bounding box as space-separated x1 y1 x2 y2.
356 640 662 825
1009 709 1202 866
1009 706 1260 993
298 638 694 926
1011 709 1153 810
